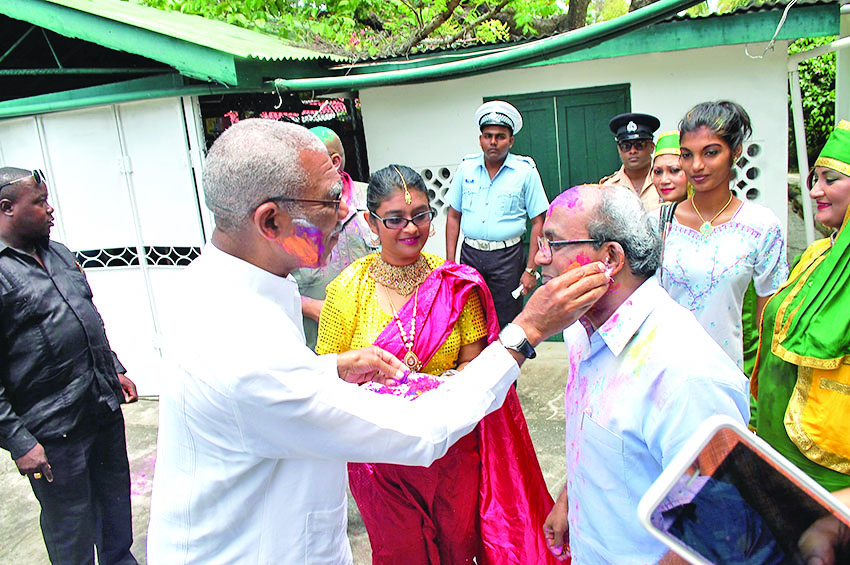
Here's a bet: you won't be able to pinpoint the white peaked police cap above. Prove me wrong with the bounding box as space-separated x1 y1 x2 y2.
475 101 522 135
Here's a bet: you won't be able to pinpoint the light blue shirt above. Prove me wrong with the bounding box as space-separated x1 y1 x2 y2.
561 278 749 564
447 152 549 241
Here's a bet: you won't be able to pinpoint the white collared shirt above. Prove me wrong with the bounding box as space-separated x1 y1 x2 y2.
147 244 519 564
562 278 749 564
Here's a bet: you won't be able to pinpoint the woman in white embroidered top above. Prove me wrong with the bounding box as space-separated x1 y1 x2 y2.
659 101 789 370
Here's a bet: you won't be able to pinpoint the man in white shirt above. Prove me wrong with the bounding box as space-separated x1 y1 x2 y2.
538 184 750 564
146 119 610 564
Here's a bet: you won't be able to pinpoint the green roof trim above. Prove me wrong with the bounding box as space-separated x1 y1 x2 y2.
528 1 838 67
0 0 344 86
0 74 249 118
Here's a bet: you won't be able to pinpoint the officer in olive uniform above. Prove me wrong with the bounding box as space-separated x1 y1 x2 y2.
600 112 661 211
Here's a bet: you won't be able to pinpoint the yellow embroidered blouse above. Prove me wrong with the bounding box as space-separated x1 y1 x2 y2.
316 253 488 375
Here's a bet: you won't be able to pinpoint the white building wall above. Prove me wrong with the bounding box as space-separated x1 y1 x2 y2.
360 42 790 257
0 97 208 396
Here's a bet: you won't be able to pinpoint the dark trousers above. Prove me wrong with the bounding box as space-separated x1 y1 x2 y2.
460 241 526 330
29 405 136 565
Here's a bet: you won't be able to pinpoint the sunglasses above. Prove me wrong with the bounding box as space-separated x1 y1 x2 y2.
0 169 47 194
370 209 435 230
618 140 650 152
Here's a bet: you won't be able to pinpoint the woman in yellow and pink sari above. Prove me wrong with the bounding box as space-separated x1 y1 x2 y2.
316 165 560 564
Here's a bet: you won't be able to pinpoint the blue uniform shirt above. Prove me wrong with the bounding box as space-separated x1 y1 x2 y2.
447 153 549 241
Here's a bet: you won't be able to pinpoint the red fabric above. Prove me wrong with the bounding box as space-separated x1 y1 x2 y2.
477 388 564 564
356 261 565 564
348 433 480 564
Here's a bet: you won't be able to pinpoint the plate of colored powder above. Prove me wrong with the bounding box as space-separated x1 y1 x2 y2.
363 372 446 400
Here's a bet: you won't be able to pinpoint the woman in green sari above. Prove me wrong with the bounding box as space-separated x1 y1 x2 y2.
751 120 850 492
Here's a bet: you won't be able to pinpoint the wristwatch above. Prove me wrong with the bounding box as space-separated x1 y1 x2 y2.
499 323 537 359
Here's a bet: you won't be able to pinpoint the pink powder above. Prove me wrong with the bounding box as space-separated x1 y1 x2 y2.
549 187 583 216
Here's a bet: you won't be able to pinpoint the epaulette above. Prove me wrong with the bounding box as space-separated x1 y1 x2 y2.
599 172 616 184
514 155 537 169
461 153 479 162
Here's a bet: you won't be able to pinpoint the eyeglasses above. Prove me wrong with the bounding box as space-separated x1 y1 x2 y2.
618 140 650 152
264 179 343 212
0 169 47 194
370 209 435 230
266 195 342 212
537 236 598 260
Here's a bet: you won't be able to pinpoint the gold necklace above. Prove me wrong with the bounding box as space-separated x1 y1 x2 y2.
383 285 422 371
692 192 734 236
368 255 430 296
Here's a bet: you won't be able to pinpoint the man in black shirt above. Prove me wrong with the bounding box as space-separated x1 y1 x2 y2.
0 167 138 564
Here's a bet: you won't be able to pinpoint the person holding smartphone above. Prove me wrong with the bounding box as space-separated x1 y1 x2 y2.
799 487 850 565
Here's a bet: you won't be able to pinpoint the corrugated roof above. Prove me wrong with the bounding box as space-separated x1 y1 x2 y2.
354 0 838 60
41 0 345 62
666 0 837 21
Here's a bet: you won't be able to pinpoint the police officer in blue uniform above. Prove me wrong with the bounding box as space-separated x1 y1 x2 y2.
445 101 549 329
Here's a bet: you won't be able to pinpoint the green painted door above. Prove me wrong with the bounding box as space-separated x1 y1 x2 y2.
485 85 630 340
557 85 629 192
493 83 630 201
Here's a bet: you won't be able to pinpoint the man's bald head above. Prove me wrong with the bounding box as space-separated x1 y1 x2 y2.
547 184 660 278
548 184 603 220
309 126 345 173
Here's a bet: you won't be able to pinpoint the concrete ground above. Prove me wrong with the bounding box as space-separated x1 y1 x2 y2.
0 209 808 564
0 344 568 565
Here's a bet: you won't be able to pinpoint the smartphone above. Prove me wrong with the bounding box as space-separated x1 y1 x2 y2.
638 415 850 565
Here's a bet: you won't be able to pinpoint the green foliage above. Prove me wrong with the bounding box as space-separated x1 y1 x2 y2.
788 36 837 169
684 2 710 18
475 19 510 44
590 0 628 23
137 0 568 57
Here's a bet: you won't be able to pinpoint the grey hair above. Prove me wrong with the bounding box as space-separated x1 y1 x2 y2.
587 185 661 278
203 119 327 230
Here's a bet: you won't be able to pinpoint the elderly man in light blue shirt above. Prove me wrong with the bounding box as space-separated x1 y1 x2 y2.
445 100 549 329
537 184 749 564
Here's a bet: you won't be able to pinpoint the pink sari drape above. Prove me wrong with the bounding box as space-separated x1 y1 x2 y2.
364 261 564 564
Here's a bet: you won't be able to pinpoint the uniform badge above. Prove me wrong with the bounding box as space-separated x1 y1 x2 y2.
627 121 638 132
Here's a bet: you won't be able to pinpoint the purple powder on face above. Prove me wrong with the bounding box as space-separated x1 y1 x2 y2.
279 219 326 266
293 220 325 257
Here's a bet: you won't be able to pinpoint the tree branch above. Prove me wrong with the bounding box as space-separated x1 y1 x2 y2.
433 0 510 48
395 0 464 55
397 0 424 28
